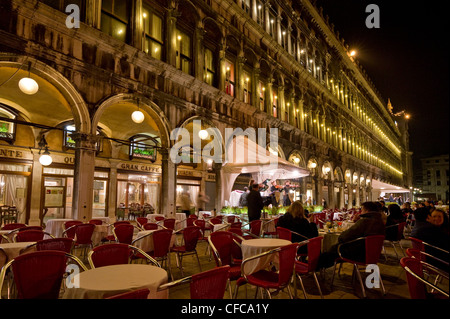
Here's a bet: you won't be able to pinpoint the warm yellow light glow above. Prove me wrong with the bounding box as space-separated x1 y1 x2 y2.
18 77 39 95
198 129 209 140
143 13 147 18
350 50 356 57
131 110 145 123
177 35 182 40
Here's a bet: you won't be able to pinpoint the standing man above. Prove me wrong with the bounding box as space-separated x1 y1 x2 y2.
247 183 264 222
238 187 250 207
180 190 192 218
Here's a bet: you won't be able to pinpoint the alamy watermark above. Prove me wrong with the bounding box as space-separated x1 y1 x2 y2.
366 4 380 29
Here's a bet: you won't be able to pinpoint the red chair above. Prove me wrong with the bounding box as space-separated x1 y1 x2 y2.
88 243 159 268
88 219 103 225
0 250 87 299
62 220 83 239
276 227 292 241
170 226 202 276
1 223 26 231
249 220 262 237
400 257 449 299
208 218 222 227
193 219 208 241
142 222 159 230
234 243 298 299
230 222 242 229
294 237 324 299
14 230 46 242
163 218 176 231
136 217 148 228
154 216 165 222
383 222 407 260
186 218 195 227
36 238 74 253
72 223 96 260
331 235 386 298
228 227 244 237
158 265 230 299
209 231 244 298
106 288 150 299
226 215 236 224
133 229 174 280
113 224 135 245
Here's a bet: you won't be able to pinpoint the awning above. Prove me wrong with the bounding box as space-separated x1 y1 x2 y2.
220 137 310 207
371 179 411 193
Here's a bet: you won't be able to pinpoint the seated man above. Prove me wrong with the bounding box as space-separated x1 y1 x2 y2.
318 201 385 268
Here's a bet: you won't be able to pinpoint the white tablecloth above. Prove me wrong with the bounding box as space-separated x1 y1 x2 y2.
62 264 168 299
45 219 75 238
0 242 36 268
318 230 341 252
241 238 291 274
228 191 244 207
145 214 165 223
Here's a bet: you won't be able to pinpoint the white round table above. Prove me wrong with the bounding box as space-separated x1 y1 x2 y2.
241 238 291 274
62 264 168 299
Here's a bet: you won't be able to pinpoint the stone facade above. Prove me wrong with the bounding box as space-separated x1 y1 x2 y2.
0 0 412 225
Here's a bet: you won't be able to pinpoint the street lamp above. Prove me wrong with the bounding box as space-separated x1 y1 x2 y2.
19 62 39 95
131 99 145 123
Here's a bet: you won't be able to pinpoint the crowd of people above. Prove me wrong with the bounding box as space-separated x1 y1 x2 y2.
242 184 449 271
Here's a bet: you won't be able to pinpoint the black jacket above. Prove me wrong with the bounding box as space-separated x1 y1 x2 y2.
246 190 263 221
277 213 318 242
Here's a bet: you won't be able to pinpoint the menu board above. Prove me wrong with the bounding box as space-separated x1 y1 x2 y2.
44 186 65 207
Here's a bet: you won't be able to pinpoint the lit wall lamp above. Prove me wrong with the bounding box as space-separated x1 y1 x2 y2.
38 135 52 166
18 62 39 95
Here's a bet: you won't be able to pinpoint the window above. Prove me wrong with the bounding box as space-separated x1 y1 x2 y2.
280 28 287 49
241 0 250 14
40 0 85 21
224 59 235 97
259 81 265 111
272 88 278 118
142 6 163 60
0 105 16 143
243 70 251 104
101 0 130 42
256 1 264 26
204 48 215 86
176 29 192 75
268 12 276 37
129 135 160 162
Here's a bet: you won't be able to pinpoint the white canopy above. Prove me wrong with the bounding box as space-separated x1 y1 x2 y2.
371 179 411 193
220 137 310 206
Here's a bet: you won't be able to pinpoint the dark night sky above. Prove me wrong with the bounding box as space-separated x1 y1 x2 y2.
314 0 449 167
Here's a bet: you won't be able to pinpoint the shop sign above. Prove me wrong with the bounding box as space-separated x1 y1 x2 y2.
0 148 25 158
119 162 161 173
177 169 202 177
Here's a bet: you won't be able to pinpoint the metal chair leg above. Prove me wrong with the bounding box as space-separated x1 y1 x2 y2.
297 274 308 299
313 272 324 299
354 264 367 298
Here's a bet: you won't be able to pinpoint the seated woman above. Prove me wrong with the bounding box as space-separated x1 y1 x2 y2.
277 201 318 254
385 203 406 241
431 209 450 236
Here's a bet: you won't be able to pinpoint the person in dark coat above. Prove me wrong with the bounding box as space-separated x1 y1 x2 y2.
411 207 449 271
278 201 318 242
278 201 318 255
317 201 386 269
385 203 406 241
246 183 264 222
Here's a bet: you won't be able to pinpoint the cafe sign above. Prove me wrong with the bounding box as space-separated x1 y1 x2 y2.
119 162 161 173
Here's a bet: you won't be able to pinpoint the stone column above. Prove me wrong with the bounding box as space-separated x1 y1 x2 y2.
289 94 296 126
214 163 222 215
266 77 274 115
339 184 345 209
86 0 102 29
315 177 323 207
218 40 227 93
236 55 246 102
166 6 179 68
347 183 353 208
327 181 335 209
161 149 176 218
194 26 205 81
107 159 120 223
71 133 98 222
28 153 44 226
278 85 285 122
355 179 361 207
253 65 260 110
